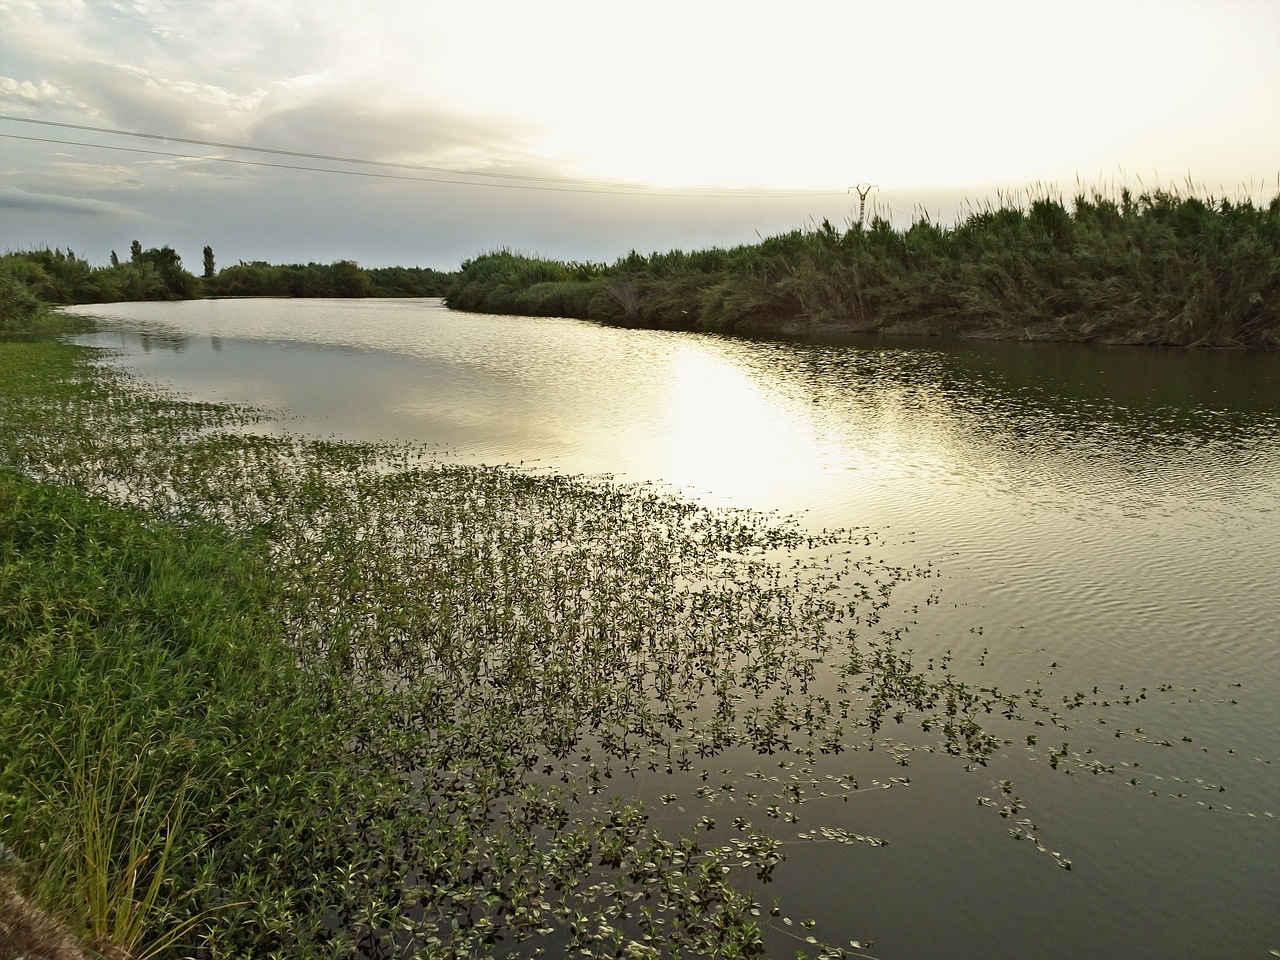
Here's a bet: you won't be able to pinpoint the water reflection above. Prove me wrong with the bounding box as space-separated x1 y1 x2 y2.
65 301 1280 660
64 299 1280 709
137 329 189 352
659 350 825 504
61 298 1280 960
65 301 1280 628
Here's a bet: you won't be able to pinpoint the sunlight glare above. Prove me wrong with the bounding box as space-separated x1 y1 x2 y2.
658 349 819 502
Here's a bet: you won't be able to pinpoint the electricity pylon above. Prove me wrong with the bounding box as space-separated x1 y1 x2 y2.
849 183 878 226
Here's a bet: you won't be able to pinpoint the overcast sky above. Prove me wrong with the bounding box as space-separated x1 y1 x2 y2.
1 0 1277 271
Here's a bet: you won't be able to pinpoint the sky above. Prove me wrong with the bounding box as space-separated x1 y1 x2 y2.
1 0 1277 271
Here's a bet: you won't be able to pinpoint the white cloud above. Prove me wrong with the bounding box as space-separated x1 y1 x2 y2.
0 0 1275 267
0 76 88 110
0 184 137 217
277 72 332 92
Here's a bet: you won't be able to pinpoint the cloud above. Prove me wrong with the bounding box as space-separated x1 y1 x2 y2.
0 185 138 218
0 0 1274 271
0 75 90 112
246 99 548 170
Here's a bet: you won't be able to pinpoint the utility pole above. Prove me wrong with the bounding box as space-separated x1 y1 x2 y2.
849 183 878 226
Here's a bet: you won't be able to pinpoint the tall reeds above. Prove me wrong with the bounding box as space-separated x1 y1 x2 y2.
446 185 1280 346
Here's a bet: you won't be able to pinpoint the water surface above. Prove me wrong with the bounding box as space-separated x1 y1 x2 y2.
66 298 1280 960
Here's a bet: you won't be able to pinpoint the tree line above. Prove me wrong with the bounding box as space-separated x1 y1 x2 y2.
0 242 457 329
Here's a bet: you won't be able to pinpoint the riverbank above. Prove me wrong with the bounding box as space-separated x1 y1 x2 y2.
0 340 379 959
446 188 1279 348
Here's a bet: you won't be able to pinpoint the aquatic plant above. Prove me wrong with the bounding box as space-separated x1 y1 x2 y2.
0 338 1250 958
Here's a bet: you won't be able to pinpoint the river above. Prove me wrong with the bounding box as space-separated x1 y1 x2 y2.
65 297 1280 960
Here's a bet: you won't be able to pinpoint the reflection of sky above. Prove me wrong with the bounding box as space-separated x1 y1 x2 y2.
67 299 1280 541
61 298 1280 960
67 300 1280 518
67 300 1280 643
659 349 819 504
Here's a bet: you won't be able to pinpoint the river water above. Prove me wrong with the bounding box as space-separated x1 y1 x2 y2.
66 298 1279 959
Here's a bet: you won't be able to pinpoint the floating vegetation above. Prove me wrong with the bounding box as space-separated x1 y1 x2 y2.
0 339 1255 958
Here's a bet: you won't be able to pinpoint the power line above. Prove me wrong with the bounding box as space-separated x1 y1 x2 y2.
0 114 843 199
0 113 654 188
0 133 649 195
3 133 842 198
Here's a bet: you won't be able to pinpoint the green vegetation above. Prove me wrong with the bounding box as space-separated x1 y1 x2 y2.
0 244 199 307
1 313 1240 957
0 244 456 314
10 183 1273 347
447 187 1280 347
200 261 454 298
0 268 93 336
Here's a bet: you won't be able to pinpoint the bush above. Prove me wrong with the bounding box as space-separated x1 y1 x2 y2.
0 274 43 330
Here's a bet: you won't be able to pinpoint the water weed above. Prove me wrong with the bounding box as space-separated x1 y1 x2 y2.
0 337 1248 958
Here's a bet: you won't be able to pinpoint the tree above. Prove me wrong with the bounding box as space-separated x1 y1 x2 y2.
134 245 196 299
330 260 371 297
129 240 142 263
109 250 120 268
203 245 215 279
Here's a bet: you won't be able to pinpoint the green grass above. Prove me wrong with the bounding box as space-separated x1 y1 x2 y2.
0 464 355 958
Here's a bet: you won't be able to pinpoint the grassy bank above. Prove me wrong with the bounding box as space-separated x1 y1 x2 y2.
0 279 93 336
446 186 1280 347
0 466 339 958
0 343 409 958
2 329 1233 958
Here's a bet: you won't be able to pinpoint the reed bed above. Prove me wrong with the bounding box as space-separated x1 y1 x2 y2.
446 186 1280 347
0 339 1241 959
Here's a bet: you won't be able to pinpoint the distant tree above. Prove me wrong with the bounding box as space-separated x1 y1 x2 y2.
109 250 120 268
134 244 197 299
202 245 215 279
129 239 142 263
330 260 371 297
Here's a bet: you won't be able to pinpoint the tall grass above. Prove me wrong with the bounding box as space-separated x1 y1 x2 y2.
0 465 347 958
446 185 1280 346
44 737 204 960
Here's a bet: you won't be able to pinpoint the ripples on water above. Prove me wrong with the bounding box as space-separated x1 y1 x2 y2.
65 298 1280 960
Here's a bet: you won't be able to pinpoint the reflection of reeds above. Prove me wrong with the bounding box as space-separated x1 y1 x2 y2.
446 184 1280 346
0 338 1244 957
